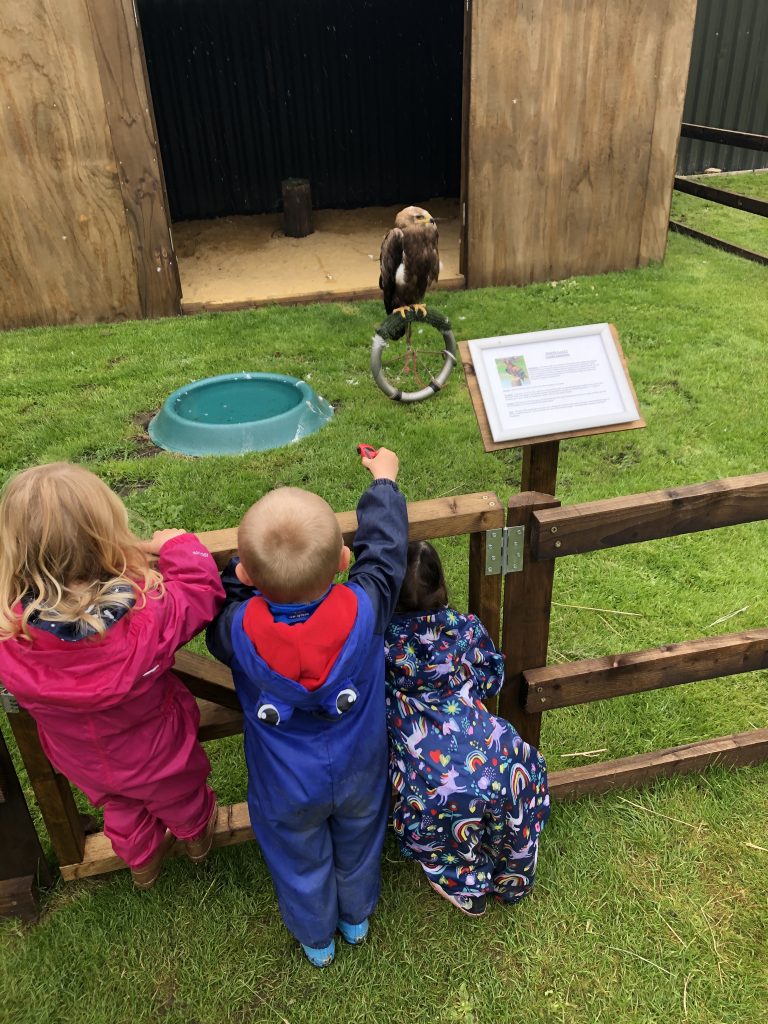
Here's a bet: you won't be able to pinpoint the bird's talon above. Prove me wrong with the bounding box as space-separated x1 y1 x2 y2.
393 306 411 318
413 304 428 317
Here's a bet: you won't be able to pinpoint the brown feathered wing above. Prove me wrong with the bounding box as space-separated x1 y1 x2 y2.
379 226 440 315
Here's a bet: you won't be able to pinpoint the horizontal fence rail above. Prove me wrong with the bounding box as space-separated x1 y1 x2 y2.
524 629 768 711
532 473 768 559
668 221 768 267
198 491 504 570
680 122 768 152
550 728 768 800
673 175 768 218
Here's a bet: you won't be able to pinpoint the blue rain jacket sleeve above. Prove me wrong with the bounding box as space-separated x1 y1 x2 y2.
348 479 408 634
205 559 248 666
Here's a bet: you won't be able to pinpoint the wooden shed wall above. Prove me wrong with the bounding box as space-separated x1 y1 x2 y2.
0 0 179 330
465 0 698 288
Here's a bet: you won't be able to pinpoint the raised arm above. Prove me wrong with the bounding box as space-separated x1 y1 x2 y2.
205 557 253 666
348 448 408 634
147 533 225 654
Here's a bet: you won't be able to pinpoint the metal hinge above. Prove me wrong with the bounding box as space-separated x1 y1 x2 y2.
484 526 524 575
1 686 19 714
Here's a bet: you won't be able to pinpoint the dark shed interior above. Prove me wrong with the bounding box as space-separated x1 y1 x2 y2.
138 0 465 223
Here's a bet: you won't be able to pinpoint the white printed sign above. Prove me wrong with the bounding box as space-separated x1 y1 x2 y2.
468 324 641 443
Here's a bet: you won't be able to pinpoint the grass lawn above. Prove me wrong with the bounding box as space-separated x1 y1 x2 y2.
670 169 768 255
1 230 768 1023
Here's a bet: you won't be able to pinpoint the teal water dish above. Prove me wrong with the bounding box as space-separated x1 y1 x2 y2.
148 372 333 456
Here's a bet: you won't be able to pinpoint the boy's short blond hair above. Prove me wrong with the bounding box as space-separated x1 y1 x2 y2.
238 487 343 603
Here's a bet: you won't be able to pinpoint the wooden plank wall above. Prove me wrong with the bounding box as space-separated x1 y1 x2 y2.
466 0 698 287
0 0 179 330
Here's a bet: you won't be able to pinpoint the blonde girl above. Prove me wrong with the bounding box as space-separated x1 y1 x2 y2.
0 463 224 887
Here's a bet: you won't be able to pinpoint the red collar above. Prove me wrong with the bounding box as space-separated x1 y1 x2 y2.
243 586 358 690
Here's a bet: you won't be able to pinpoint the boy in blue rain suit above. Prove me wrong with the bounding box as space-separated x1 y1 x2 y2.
206 449 407 967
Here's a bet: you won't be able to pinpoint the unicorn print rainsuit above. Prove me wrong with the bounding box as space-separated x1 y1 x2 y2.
384 607 550 902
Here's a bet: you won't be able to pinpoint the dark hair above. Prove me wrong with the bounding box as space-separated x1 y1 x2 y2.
396 541 449 614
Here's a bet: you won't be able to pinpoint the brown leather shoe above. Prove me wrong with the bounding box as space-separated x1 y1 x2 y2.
184 805 218 863
130 830 176 890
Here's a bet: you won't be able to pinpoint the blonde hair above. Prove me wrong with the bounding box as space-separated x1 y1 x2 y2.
238 487 342 603
0 462 162 640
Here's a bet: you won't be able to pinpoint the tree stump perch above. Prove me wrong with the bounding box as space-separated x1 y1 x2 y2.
282 178 313 238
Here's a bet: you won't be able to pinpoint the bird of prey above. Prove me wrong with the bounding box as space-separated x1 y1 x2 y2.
379 206 440 317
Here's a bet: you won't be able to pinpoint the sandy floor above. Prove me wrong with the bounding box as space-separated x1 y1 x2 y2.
173 198 462 309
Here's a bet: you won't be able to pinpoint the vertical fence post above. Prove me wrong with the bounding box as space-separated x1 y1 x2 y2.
499 491 560 746
0 727 52 921
5 708 85 866
468 530 502 646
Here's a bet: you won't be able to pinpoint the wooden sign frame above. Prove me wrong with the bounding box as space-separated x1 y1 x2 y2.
460 324 645 453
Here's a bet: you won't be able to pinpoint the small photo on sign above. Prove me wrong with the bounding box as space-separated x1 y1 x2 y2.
495 356 530 388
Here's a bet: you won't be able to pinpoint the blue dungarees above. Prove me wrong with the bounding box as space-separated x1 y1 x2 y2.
207 480 407 948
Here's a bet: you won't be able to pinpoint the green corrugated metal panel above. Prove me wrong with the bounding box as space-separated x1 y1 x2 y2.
678 0 768 174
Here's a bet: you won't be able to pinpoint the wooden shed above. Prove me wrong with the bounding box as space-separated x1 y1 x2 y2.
0 0 697 330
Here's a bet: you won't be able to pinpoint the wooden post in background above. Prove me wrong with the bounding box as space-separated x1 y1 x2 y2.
499 491 560 746
282 179 313 238
0 727 52 921
6 709 85 867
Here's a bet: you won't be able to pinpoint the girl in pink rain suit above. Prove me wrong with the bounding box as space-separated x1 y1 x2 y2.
0 463 225 886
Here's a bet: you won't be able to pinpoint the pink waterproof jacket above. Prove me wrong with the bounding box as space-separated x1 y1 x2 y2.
0 534 225 804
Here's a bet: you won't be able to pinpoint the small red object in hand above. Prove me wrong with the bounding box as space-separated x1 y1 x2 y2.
357 444 378 460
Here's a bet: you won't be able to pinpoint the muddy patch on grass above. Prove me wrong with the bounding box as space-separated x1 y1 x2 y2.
130 410 162 458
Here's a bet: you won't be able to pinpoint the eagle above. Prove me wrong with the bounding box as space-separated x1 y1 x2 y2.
379 206 440 317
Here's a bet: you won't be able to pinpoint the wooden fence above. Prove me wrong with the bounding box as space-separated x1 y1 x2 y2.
670 123 768 267
3 476 768 886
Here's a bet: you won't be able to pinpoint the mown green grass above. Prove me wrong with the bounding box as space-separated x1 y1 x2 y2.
1 231 767 1023
670 169 768 255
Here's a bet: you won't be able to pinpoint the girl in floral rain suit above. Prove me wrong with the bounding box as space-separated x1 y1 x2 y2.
384 541 550 916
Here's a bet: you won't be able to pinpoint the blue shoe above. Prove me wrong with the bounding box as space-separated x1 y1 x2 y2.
301 940 335 967
337 918 369 945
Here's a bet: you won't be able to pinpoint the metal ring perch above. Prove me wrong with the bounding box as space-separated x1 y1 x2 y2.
370 307 457 403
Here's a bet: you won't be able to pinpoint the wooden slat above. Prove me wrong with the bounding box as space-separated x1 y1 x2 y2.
0 0 142 329
86 0 181 317
0 730 52 919
550 729 768 800
668 221 768 267
674 177 768 218
181 276 465 316
60 727 768 879
680 123 768 153
532 472 768 559
60 802 254 881
524 629 768 711
637 2 699 264
197 700 243 742
498 492 560 746
197 492 504 570
465 0 696 287
6 709 85 866
173 650 240 711
0 877 42 923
